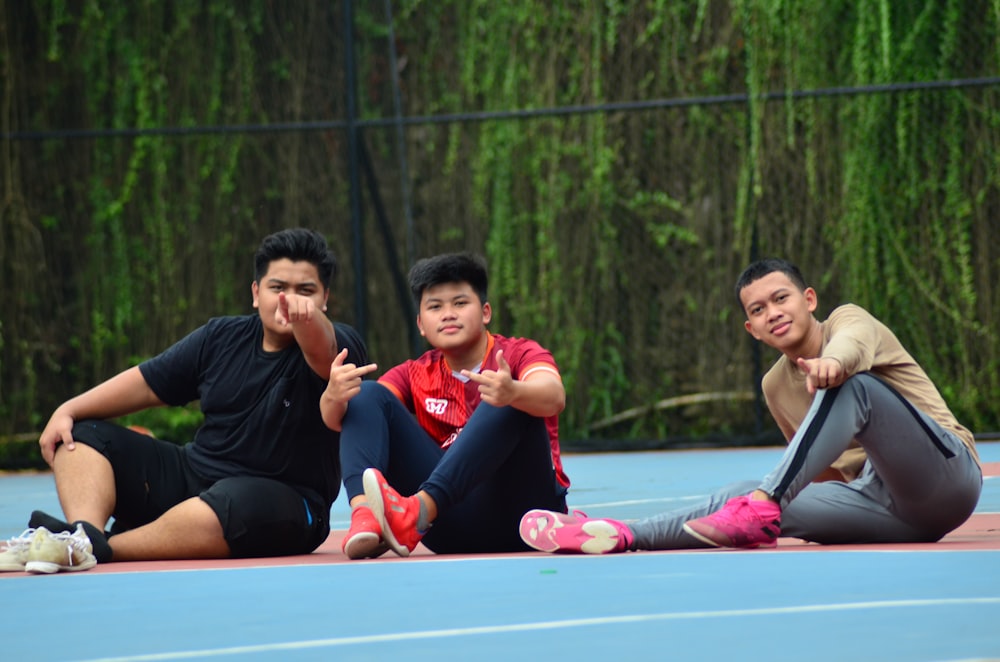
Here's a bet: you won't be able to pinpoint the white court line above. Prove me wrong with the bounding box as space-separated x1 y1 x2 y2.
572 495 708 509
78 597 1000 661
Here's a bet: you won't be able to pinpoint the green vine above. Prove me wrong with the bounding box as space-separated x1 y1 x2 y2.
3 1 998 443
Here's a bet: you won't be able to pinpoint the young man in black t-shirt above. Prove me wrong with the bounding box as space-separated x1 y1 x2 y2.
3 228 367 573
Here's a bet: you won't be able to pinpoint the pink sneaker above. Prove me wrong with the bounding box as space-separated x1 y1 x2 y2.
519 510 633 554
342 505 389 560
362 468 424 557
682 495 781 548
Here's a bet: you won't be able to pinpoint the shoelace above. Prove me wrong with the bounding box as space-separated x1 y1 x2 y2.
49 528 91 566
726 497 779 535
2 528 37 551
718 496 758 523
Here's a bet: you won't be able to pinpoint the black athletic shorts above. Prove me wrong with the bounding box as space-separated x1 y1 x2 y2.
70 420 330 557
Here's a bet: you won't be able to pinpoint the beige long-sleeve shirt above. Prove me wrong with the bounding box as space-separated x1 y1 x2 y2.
761 304 979 482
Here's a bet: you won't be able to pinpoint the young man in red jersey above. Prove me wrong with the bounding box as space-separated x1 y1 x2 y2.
518 257 981 554
321 252 570 558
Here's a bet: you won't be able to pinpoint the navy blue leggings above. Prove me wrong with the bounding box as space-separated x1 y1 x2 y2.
339 381 568 553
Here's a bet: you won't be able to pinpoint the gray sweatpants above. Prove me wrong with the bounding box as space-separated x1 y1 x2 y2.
631 373 983 549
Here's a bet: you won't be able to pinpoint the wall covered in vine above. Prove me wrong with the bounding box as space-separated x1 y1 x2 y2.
2 1 997 444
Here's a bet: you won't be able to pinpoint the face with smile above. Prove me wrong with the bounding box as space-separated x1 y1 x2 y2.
417 281 491 357
252 258 329 349
740 270 820 357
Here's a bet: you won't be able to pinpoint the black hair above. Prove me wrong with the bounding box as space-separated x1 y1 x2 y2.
407 252 488 305
734 257 807 306
254 228 338 287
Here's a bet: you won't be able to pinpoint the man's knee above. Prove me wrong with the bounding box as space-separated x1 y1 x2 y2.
841 372 887 395
345 381 397 420
53 431 112 474
53 439 105 463
200 478 327 557
468 402 532 426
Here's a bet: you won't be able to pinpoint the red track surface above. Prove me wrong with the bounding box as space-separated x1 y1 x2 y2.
32 460 995 576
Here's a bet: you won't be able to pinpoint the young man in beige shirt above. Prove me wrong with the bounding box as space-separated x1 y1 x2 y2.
520 258 981 553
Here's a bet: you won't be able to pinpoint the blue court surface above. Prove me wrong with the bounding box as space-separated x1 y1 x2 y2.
2 443 998 662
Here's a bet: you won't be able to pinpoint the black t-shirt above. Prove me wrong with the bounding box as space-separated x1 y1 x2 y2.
138 315 368 507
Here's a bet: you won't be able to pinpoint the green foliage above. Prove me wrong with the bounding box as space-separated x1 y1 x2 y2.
832 2 1000 430
0 437 45 472
120 405 205 445
2 0 999 452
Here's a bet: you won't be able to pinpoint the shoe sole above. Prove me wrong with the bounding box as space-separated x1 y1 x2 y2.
25 559 97 574
576 521 625 554
519 512 562 552
682 522 725 548
520 512 624 554
343 531 390 560
682 522 777 549
362 469 410 558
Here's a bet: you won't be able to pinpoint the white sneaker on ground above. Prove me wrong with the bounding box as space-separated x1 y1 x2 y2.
0 528 40 572
25 525 98 574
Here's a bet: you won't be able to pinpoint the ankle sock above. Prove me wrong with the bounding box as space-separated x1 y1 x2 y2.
74 521 113 563
28 510 74 533
27 510 113 563
416 498 431 534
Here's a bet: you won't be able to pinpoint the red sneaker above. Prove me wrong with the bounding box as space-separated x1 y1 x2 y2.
362 468 424 557
519 510 633 554
342 505 389 560
682 495 781 548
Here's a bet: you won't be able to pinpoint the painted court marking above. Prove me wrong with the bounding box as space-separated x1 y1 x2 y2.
79 597 1000 661
3 446 998 662
573 495 710 509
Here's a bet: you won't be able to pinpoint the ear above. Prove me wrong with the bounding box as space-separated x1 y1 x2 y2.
251 281 260 309
804 287 818 313
482 301 492 325
416 314 426 337
744 319 761 340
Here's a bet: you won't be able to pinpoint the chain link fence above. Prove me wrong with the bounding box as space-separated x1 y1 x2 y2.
3 2 998 453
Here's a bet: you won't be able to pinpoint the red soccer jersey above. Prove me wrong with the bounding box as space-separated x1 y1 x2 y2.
378 332 570 488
